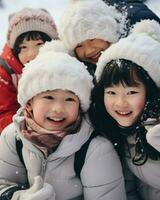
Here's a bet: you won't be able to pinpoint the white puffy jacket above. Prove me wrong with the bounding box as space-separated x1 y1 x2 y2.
0 111 126 200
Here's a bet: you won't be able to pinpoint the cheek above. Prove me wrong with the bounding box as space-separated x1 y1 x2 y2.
32 103 47 120
18 53 26 64
103 41 110 50
75 48 84 60
68 105 79 121
134 97 145 113
104 96 112 112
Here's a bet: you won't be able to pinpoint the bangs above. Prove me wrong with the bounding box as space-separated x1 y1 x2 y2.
100 59 144 88
24 31 44 41
22 31 51 41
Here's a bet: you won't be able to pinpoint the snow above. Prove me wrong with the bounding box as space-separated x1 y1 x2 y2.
0 0 160 52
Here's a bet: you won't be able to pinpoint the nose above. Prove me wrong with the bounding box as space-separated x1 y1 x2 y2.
84 42 95 58
27 48 39 62
85 46 95 58
51 101 64 115
116 95 128 107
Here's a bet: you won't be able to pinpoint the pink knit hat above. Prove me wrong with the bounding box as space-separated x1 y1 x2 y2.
7 8 58 48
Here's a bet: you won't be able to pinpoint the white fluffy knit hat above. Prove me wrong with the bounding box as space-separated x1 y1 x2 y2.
7 8 58 48
18 45 93 112
95 20 160 86
58 0 126 54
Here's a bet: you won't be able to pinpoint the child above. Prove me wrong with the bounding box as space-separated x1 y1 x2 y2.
0 49 126 200
58 0 126 74
90 19 160 200
0 7 58 133
58 0 160 75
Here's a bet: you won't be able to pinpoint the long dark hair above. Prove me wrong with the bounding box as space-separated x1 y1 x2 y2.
13 31 52 60
89 59 160 164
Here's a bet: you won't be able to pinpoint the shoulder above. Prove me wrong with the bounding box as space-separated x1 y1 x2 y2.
87 135 115 155
81 135 124 187
0 123 17 152
85 135 122 171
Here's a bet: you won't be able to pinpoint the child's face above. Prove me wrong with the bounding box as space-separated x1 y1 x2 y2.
27 89 80 131
75 39 110 64
18 38 44 64
104 82 146 127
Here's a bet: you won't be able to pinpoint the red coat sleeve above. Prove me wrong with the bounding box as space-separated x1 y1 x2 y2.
0 66 20 133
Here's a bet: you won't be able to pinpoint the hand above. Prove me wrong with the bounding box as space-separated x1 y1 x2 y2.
12 176 55 200
146 124 160 152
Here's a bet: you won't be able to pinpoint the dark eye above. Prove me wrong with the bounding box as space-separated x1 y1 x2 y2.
76 44 82 49
106 91 116 95
127 91 138 95
66 97 75 102
20 45 27 49
44 96 54 100
37 42 44 46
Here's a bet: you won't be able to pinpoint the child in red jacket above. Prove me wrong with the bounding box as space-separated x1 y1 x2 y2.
0 8 58 133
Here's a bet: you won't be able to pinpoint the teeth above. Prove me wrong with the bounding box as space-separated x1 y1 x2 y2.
49 118 63 121
118 111 130 115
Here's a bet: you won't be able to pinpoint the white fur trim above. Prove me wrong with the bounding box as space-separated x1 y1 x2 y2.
131 19 160 42
39 40 69 54
18 52 93 112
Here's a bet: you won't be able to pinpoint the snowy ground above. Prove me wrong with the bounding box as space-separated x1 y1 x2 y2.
0 0 160 52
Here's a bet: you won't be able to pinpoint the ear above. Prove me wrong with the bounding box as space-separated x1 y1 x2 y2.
26 100 33 112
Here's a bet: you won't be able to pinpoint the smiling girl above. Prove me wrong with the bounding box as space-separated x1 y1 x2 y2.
0 8 58 132
0 49 126 200
90 20 160 199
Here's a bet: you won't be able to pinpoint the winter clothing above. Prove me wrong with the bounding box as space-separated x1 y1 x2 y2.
12 176 55 200
95 19 160 200
126 134 160 200
95 19 160 86
7 7 58 48
0 45 127 199
0 8 58 133
0 109 126 200
146 121 160 152
58 0 126 55
18 51 94 112
58 0 160 76
0 44 22 133
103 0 160 27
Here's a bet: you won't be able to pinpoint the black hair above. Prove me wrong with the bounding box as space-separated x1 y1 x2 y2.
89 59 160 163
13 31 52 59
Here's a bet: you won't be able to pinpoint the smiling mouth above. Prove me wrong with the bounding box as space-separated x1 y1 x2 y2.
91 54 100 60
116 111 132 116
47 117 65 123
89 52 102 62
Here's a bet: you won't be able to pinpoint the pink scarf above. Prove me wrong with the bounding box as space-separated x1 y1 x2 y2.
20 109 67 157
20 109 81 156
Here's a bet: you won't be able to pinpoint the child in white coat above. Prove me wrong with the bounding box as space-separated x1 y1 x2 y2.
90 19 160 200
0 46 126 199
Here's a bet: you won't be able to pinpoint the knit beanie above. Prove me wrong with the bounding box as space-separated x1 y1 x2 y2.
58 0 126 54
95 20 160 87
18 46 94 112
7 8 58 48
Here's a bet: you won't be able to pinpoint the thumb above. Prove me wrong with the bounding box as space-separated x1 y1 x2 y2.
29 176 43 193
